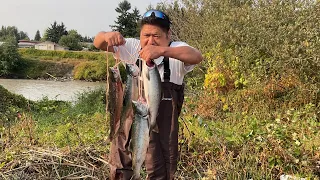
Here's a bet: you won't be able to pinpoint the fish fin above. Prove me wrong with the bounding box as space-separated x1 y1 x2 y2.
153 125 159 133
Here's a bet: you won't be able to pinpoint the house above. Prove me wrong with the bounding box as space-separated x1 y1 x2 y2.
18 40 39 48
35 41 69 51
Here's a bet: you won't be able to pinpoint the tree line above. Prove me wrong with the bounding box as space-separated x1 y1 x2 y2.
0 0 141 51
0 0 141 76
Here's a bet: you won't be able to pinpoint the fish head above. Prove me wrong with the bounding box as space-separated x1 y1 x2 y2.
145 64 158 80
132 98 148 117
126 64 140 77
109 67 121 82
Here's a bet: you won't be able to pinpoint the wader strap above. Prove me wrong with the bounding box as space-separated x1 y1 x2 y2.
163 56 170 82
163 41 172 82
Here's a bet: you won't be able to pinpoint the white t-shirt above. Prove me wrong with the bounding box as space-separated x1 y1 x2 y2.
113 38 195 85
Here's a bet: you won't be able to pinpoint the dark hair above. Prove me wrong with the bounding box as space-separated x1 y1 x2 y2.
140 11 171 33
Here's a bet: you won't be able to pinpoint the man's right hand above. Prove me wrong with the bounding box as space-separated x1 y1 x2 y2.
93 31 126 52
104 32 126 47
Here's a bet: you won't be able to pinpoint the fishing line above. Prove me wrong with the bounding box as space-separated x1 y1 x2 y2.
113 59 121 68
106 46 110 119
123 47 135 64
138 57 142 97
121 44 143 98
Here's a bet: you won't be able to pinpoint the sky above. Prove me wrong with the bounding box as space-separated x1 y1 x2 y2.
0 0 164 40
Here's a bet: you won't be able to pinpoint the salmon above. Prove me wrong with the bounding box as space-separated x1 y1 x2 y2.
117 63 140 136
130 97 149 180
145 64 162 133
107 66 123 142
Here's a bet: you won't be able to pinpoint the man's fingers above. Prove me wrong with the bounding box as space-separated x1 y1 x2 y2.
114 39 120 46
110 39 115 46
118 36 125 45
107 40 112 47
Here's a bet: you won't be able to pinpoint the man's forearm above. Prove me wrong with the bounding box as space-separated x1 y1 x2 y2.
162 46 203 65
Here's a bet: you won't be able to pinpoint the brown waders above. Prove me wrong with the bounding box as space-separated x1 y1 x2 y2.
109 50 185 179
145 82 184 180
109 108 134 180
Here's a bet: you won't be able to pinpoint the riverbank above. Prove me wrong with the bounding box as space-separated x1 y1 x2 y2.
1 49 122 81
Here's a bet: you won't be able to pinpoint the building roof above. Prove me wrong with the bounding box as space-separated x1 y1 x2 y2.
18 40 40 44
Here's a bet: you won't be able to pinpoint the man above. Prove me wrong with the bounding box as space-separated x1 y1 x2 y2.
94 10 203 180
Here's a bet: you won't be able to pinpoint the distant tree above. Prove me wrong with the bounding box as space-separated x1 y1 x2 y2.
146 4 154 11
0 37 20 76
110 0 141 37
34 30 41 41
68 30 82 41
45 21 68 43
82 36 94 42
41 30 48 42
18 31 29 40
58 30 82 51
0 26 29 42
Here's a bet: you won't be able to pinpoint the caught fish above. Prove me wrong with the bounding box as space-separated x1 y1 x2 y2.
117 63 140 136
145 64 162 133
130 97 150 180
107 66 123 142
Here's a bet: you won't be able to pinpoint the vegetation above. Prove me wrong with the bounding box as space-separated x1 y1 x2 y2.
1 0 320 179
0 39 21 76
158 0 320 179
59 30 83 51
111 0 141 38
14 58 74 79
17 49 123 81
18 48 107 61
34 30 41 41
44 21 68 43
0 87 109 179
0 26 29 42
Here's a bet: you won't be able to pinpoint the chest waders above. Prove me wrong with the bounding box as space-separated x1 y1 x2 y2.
109 42 185 180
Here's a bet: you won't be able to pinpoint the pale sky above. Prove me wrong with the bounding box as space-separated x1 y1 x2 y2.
0 0 164 40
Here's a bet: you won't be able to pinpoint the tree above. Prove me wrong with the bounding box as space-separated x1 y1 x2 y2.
0 26 29 42
58 30 82 51
34 30 41 41
18 31 29 40
110 0 141 37
0 37 21 76
82 36 94 42
45 21 68 43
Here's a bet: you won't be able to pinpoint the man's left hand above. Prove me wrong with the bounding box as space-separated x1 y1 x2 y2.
139 45 165 62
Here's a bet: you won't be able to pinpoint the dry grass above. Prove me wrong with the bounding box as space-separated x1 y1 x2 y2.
0 146 109 180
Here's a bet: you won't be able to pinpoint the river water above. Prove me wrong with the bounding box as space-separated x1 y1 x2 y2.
0 79 105 102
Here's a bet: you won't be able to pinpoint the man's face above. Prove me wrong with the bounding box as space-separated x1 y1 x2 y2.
140 24 170 48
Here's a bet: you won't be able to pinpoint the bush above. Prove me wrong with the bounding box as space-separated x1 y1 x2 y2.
0 39 21 76
0 85 29 123
160 0 320 83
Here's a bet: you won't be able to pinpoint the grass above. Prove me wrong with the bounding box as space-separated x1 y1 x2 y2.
18 49 108 61
0 81 319 179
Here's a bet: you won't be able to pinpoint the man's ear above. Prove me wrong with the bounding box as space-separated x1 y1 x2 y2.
167 29 172 40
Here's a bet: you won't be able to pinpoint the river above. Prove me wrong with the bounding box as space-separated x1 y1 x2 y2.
0 79 105 102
